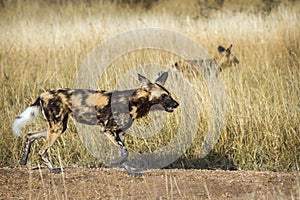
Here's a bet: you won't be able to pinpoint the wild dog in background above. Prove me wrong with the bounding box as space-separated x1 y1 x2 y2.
172 44 239 78
215 44 239 71
12 72 179 175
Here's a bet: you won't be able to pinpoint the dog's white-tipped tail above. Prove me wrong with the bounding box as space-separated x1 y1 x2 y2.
12 106 40 137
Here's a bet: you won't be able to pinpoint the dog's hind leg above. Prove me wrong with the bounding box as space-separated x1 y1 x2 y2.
20 130 47 165
38 122 64 173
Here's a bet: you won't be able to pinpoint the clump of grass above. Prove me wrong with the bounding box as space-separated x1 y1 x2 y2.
0 0 299 172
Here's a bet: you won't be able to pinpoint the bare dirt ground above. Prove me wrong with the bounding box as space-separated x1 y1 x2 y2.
0 167 299 200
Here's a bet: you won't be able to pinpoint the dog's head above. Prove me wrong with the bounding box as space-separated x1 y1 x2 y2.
216 44 239 71
137 72 179 112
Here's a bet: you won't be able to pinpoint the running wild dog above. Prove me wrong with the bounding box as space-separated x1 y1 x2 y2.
13 72 179 175
172 44 239 78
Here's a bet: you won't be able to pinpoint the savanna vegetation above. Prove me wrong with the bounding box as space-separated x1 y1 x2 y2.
0 0 299 173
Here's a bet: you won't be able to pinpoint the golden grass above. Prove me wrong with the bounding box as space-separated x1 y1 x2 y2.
0 0 299 172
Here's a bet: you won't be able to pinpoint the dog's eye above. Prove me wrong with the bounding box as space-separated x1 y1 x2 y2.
161 94 168 99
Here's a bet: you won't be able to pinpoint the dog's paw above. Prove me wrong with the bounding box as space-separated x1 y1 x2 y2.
128 171 142 177
121 163 142 177
110 156 128 166
51 168 62 174
20 159 27 165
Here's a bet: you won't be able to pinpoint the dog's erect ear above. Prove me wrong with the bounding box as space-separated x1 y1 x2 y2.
227 44 233 51
218 45 226 54
226 44 232 57
138 73 151 88
155 72 168 86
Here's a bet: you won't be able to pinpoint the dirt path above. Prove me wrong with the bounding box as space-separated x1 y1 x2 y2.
0 167 299 199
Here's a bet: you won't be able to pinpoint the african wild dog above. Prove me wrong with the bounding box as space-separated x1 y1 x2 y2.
215 44 239 71
172 44 239 78
12 72 179 175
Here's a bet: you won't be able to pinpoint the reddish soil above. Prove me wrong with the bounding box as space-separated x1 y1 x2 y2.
0 167 299 199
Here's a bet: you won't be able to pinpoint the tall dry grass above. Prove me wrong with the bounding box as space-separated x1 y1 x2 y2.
0 0 299 172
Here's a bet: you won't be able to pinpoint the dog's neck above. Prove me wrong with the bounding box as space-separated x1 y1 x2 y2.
129 88 154 119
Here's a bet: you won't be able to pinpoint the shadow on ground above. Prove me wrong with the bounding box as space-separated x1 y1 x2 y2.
165 151 238 171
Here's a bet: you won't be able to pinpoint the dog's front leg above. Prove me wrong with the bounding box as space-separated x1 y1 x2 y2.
111 146 129 166
111 144 143 176
115 147 142 176
104 130 141 176
104 130 129 166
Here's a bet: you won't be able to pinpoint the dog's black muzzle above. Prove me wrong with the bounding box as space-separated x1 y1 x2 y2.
164 98 179 112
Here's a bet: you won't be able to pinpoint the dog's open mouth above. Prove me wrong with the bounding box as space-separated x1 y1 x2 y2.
165 107 174 112
164 101 179 112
